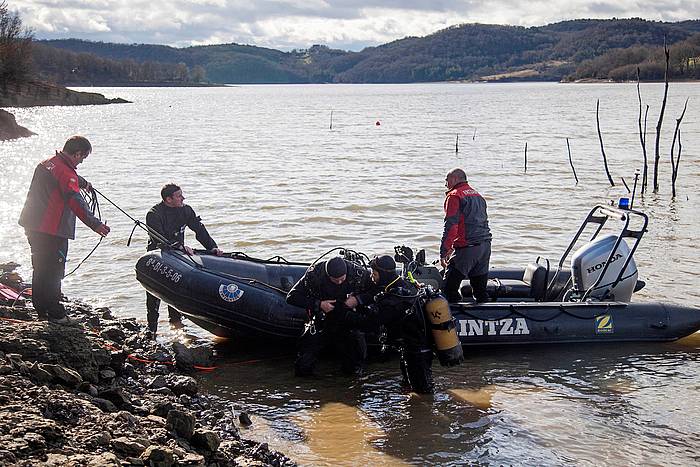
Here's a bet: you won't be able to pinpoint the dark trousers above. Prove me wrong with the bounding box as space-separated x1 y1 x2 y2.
26 231 68 319
146 292 182 333
295 326 367 377
444 241 491 303
444 270 489 303
400 348 435 394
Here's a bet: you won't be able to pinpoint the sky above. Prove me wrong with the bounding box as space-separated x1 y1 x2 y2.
12 0 700 51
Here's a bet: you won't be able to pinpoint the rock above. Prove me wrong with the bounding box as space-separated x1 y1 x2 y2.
125 457 146 466
78 381 99 397
99 308 114 320
171 375 198 396
28 362 54 384
172 342 214 370
166 409 196 440
115 410 138 427
86 431 112 448
0 365 11 375
100 326 126 344
179 452 205 465
239 412 253 427
90 452 121 466
110 436 146 457
43 398 82 425
86 315 101 329
41 363 83 388
148 375 168 389
99 368 117 381
192 429 221 453
98 388 130 408
140 445 175 467
151 401 175 418
0 109 35 141
146 415 167 426
91 397 118 413
151 387 175 397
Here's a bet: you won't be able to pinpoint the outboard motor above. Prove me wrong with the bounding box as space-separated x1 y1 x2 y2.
571 234 638 301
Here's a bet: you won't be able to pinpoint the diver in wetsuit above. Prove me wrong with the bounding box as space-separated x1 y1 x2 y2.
331 255 435 394
286 256 373 377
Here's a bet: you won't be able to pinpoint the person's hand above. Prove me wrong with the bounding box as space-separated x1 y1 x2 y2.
440 256 448 269
94 223 110 237
212 248 224 256
183 245 195 255
84 181 93 192
344 295 359 309
320 300 336 313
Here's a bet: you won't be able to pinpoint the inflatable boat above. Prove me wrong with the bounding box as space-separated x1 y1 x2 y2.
135 205 700 345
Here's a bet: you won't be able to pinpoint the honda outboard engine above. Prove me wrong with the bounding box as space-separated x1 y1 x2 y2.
571 234 638 301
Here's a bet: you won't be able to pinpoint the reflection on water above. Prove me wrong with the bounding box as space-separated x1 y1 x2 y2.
2 83 700 464
201 338 700 465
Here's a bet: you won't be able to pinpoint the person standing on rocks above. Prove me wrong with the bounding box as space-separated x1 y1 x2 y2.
19 135 111 324
145 183 223 335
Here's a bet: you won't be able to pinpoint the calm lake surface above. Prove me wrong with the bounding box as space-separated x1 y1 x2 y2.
2 83 699 465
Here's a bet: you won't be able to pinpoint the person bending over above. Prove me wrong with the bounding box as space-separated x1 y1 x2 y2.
145 183 223 335
286 256 372 377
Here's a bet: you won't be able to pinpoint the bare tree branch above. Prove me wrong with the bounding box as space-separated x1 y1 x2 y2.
596 99 615 186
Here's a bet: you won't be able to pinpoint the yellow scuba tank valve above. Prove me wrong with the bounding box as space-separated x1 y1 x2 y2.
424 292 464 366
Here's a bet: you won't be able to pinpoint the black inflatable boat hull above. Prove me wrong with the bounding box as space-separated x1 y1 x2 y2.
135 250 700 344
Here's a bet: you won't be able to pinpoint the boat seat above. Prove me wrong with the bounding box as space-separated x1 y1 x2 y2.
460 263 548 301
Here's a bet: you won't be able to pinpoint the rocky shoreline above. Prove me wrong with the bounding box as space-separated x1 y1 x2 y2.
0 299 295 466
0 109 35 141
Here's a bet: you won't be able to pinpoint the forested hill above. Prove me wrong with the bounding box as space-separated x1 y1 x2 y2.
36 18 700 85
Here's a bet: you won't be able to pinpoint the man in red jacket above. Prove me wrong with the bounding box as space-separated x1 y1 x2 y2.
19 136 110 323
440 168 492 303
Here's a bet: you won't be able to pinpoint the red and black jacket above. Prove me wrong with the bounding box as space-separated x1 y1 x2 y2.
440 181 491 258
19 152 101 239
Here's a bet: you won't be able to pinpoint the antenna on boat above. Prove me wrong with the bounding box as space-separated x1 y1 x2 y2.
630 169 641 209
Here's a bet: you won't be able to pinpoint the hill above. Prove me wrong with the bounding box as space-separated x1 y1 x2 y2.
34 18 700 85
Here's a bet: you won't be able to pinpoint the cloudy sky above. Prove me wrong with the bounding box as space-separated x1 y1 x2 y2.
12 0 700 51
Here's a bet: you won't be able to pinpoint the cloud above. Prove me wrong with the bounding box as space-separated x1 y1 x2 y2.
12 0 700 50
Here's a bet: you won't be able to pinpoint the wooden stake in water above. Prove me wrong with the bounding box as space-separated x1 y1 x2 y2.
524 142 528 173
329 110 333 130
455 134 459 154
566 138 579 184
596 99 615 187
671 98 689 198
620 177 631 193
653 38 670 193
472 128 477 141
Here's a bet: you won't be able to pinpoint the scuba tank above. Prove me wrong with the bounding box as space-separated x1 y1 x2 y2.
423 288 464 366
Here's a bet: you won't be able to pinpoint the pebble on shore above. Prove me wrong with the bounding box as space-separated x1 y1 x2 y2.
0 297 296 466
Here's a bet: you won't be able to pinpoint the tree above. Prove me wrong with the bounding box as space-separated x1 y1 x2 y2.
0 0 34 90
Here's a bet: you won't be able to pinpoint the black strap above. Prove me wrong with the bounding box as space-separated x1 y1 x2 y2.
429 320 455 331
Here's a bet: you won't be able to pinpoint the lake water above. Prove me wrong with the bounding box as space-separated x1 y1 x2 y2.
2 82 699 465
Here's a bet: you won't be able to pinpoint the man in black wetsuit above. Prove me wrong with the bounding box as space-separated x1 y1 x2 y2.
286 256 372 377
333 255 435 394
145 183 224 335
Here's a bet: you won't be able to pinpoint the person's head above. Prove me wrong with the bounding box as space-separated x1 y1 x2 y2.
161 183 185 208
445 168 467 190
370 255 397 287
62 136 92 166
325 256 347 285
